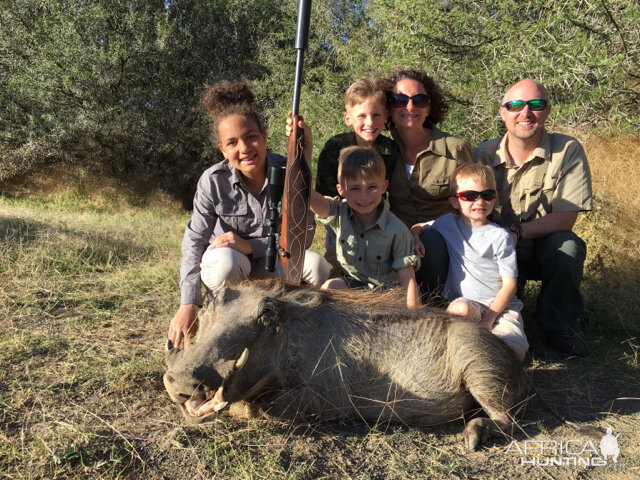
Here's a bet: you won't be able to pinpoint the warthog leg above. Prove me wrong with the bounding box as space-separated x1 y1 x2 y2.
462 396 514 450
448 322 524 450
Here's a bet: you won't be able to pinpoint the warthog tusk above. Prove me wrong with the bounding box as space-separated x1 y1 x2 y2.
212 385 227 411
235 348 249 370
213 401 228 412
213 385 224 401
165 339 173 351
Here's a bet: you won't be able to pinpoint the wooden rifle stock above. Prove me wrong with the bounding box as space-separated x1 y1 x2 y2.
280 0 312 284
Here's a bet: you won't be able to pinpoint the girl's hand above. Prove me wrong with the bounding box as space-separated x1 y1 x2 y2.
168 304 199 348
210 231 252 255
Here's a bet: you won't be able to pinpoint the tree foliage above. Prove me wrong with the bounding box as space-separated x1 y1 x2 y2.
1 0 638 196
0 0 286 190
344 0 640 143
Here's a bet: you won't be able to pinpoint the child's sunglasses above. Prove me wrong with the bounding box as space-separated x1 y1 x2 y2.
501 99 548 112
389 93 431 108
454 189 497 202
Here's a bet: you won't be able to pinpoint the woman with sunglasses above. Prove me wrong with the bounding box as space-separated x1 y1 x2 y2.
382 69 472 298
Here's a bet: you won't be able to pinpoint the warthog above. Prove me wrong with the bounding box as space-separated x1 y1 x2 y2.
164 280 527 449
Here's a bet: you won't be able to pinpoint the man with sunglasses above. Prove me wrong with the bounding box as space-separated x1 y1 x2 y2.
473 79 593 356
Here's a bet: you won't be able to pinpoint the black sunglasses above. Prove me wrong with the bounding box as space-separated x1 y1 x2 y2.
454 189 497 202
502 99 548 112
389 93 430 108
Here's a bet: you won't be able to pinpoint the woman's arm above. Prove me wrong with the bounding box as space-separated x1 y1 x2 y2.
179 172 220 306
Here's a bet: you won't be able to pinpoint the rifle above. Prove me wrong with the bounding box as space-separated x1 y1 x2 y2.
265 164 286 272
276 0 313 283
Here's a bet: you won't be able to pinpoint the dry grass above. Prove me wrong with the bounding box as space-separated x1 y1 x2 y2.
573 133 640 341
1 134 639 479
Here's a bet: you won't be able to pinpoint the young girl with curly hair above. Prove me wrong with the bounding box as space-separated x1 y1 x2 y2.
168 81 330 347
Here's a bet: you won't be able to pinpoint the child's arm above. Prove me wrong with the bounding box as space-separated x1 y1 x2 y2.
482 276 517 330
410 222 427 257
397 265 420 309
310 190 330 219
286 113 331 219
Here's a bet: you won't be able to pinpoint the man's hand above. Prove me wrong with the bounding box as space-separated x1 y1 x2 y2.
168 304 199 348
509 211 579 241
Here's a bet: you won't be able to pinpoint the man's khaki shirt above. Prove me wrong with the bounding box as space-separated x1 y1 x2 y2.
319 198 420 288
473 129 593 227
388 126 472 228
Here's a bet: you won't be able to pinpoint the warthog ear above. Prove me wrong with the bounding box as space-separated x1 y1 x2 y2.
164 339 182 366
256 297 283 331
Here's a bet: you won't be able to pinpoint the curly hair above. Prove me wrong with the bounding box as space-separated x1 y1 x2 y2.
382 69 449 128
202 81 265 143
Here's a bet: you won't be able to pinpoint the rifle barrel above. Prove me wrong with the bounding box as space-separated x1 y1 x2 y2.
294 0 312 50
291 50 305 116
291 0 312 116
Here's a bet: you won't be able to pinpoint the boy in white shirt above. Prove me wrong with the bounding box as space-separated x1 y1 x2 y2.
411 163 528 361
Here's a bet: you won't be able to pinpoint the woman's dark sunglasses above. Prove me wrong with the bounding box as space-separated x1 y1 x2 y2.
502 99 548 112
454 189 497 202
389 93 430 108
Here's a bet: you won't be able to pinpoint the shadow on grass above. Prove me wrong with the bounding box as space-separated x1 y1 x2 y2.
0 214 154 273
518 275 640 437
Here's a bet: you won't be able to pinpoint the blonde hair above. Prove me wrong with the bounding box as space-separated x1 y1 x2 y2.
450 163 497 194
344 76 387 109
337 146 386 184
